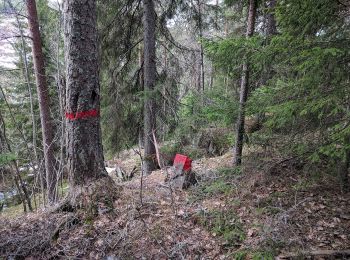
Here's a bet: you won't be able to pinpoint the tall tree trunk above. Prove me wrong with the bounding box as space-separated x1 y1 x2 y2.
196 53 202 92
265 0 277 36
143 0 157 175
7 0 44 208
26 0 56 204
251 0 278 137
197 0 205 93
138 43 145 149
262 0 277 86
13 3 46 205
199 45 205 92
162 45 167 141
13 3 39 165
55 6 66 200
209 62 214 90
63 0 118 210
233 0 257 166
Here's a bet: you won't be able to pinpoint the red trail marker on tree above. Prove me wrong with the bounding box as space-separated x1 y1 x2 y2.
65 109 99 121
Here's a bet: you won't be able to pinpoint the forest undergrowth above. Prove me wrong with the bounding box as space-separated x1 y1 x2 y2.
1 145 349 259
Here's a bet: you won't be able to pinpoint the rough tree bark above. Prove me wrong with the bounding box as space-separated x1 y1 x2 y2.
262 0 277 85
26 0 56 203
197 0 205 93
62 0 118 211
138 43 145 149
143 0 157 175
233 0 257 166
265 0 277 36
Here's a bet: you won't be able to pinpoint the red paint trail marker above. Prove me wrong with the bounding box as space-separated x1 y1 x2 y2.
65 109 99 121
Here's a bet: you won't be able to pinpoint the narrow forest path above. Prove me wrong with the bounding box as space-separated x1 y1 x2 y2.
105 151 234 258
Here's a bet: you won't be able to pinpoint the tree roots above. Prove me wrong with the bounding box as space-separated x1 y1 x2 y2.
53 176 121 216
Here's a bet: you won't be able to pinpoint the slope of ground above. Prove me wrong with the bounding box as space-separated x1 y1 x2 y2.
0 148 349 259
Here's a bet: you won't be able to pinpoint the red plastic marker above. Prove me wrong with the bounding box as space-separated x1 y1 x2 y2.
173 154 192 172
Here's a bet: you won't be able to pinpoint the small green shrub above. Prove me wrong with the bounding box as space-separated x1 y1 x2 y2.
252 251 274 260
211 131 235 154
179 89 238 129
196 128 234 156
231 249 275 260
217 167 242 178
232 251 248 260
159 143 181 166
0 153 16 166
191 179 234 200
189 166 239 202
197 209 246 247
203 180 232 195
182 146 207 160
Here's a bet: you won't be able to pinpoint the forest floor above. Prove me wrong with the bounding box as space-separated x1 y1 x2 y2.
0 147 350 259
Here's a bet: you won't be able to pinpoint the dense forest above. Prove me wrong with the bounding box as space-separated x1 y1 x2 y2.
0 0 349 258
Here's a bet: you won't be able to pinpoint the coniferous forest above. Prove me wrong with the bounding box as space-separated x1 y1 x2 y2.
0 0 349 258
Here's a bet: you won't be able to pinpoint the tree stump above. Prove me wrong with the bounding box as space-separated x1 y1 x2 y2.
164 166 197 189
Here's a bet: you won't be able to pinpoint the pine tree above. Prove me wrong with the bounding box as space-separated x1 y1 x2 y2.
62 0 118 210
143 0 157 174
233 0 257 166
26 0 56 203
